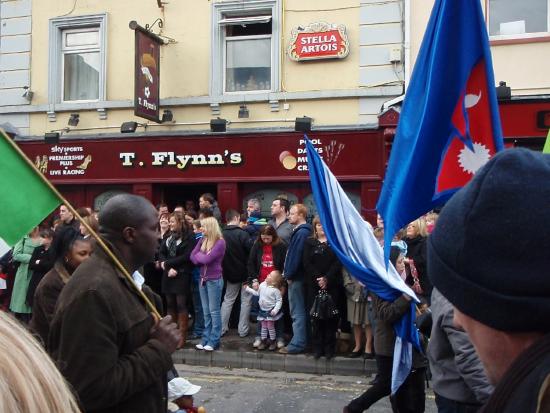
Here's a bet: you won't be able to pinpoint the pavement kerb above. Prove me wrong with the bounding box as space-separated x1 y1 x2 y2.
172 347 377 377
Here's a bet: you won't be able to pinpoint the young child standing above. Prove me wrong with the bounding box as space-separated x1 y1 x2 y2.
244 270 283 351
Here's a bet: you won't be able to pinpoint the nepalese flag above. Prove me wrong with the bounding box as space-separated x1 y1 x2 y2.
377 0 504 262
305 136 421 394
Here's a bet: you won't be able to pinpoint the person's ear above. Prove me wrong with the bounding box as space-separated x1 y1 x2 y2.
121 227 137 244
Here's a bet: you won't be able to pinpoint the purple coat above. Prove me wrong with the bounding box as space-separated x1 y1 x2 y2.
190 238 226 281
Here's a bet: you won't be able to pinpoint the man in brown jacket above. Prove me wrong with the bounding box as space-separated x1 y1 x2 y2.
49 194 181 413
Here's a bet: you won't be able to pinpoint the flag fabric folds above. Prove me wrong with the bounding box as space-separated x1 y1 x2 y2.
377 0 504 262
305 137 421 394
543 129 550 154
0 129 60 254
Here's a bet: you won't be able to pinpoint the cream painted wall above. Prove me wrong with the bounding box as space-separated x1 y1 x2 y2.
29 0 363 136
409 0 550 96
282 0 359 91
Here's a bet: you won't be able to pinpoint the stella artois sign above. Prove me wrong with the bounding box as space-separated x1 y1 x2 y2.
288 22 349 61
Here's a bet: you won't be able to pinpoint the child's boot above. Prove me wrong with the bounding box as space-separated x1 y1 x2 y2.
258 339 267 350
268 339 277 351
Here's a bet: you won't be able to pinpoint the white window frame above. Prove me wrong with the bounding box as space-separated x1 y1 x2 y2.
211 0 280 97
487 0 550 41
48 14 107 105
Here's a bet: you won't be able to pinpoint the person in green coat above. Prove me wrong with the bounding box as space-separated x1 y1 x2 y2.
9 227 43 322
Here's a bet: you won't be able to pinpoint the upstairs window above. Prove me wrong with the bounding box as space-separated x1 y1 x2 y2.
489 0 549 38
211 1 280 97
223 15 272 93
49 14 107 105
62 28 101 101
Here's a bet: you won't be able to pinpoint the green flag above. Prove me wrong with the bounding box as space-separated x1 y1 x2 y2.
0 130 60 252
543 129 550 154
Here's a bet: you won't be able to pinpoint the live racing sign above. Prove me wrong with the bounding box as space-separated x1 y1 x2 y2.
288 22 349 62
134 27 162 122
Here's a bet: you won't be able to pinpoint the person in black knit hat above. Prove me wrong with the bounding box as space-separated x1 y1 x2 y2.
428 148 550 413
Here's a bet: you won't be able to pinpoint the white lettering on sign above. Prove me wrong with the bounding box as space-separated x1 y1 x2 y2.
120 150 244 170
300 34 337 45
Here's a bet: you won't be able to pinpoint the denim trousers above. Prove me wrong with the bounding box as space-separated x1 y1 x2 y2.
198 278 223 348
287 279 307 351
191 278 204 336
220 281 250 337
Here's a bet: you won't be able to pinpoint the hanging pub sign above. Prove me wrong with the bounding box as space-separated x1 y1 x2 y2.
131 21 163 122
288 22 350 62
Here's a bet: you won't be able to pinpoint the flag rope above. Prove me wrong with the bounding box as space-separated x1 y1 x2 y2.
2 131 161 320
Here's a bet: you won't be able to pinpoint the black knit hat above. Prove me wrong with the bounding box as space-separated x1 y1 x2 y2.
428 148 550 333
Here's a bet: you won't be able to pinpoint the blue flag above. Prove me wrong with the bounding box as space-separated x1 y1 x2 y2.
377 0 504 261
305 137 421 393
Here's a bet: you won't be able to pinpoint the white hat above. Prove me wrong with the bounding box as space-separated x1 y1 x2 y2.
168 377 201 401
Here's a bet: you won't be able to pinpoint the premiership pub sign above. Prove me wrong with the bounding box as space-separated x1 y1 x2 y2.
288 22 350 62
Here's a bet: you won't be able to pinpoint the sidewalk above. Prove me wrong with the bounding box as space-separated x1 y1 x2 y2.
172 328 377 377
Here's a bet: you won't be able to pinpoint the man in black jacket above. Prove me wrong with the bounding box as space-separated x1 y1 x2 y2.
220 209 252 337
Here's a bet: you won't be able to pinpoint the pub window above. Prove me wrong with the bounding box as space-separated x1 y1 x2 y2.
49 14 107 105
211 1 280 97
488 0 549 38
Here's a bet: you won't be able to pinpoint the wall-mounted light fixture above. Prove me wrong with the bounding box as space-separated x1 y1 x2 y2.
295 116 312 132
496 81 511 101
120 121 147 133
161 109 174 123
210 118 227 132
22 86 34 102
238 104 249 119
44 132 60 144
68 113 80 127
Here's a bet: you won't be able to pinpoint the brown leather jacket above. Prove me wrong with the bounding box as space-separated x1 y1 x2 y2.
48 247 172 413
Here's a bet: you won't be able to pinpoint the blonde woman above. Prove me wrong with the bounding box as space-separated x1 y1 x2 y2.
0 311 80 412
190 217 226 351
404 218 431 304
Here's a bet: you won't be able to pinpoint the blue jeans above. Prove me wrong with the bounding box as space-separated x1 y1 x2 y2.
199 278 223 348
192 278 204 336
287 279 307 351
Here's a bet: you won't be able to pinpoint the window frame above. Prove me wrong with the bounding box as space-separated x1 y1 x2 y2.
487 0 550 41
61 27 102 103
48 14 107 105
211 0 280 97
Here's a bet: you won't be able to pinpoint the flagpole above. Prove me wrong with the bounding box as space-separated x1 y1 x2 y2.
1 131 161 320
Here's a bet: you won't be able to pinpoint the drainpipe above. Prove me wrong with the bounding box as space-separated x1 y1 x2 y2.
404 0 411 91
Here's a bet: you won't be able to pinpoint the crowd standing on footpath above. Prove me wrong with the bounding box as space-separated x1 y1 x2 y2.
0 161 547 412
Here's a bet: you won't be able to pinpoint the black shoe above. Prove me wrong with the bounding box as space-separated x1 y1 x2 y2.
348 350 362 358
363 352 374 359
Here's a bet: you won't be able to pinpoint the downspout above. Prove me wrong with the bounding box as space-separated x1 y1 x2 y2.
404 0 411 91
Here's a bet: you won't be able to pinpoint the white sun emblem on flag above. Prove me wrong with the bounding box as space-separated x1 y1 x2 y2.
458 142 490 174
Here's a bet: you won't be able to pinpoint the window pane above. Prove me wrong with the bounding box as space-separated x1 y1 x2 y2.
65 30 99 47
226 21 271 36
64 52 100 101
489 0 547 35
226 38 271 92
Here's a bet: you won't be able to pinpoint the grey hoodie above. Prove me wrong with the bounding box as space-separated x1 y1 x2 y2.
428 288 494 404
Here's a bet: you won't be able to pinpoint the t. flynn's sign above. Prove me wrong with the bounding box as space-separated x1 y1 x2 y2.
288 22 349 62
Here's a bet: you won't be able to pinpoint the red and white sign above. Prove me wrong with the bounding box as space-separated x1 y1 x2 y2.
288 22 349 61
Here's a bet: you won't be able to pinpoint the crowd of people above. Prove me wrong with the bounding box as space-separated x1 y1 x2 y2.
0 147 548 413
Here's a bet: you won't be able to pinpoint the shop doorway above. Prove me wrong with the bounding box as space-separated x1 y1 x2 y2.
161 184 217 212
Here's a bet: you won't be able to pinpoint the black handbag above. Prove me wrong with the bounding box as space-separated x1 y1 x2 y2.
310 289 339 320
